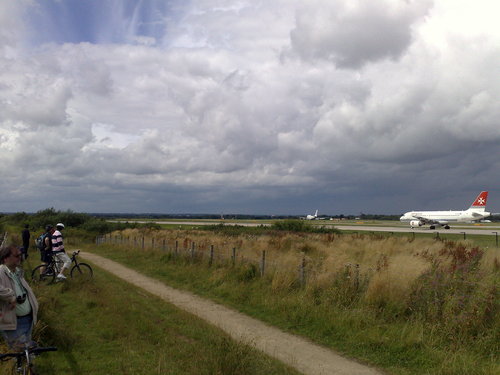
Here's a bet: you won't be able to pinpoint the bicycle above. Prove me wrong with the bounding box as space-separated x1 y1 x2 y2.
31 250 93 285
0 344 57 374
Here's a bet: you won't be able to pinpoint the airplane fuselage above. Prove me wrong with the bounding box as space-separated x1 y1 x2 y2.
400 210 490 225
305 210 318 220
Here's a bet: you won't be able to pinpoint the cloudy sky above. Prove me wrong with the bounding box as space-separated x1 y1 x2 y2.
1 0 499 215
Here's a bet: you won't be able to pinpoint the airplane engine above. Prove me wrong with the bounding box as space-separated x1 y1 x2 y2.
410 220 423 228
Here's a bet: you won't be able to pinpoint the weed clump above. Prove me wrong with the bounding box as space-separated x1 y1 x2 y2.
236 263 259 282
407 243 499 346
203 337 256 375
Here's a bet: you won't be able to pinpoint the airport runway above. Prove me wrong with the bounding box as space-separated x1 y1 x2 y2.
111 220 500 236
333 225 500 236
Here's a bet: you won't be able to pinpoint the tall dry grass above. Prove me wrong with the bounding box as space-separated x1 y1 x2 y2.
109 228 499 344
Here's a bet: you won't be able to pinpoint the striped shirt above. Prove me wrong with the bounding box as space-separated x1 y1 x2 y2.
51 230 65 253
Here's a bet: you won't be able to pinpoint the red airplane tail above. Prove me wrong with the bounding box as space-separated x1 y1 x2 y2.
469 191 488 211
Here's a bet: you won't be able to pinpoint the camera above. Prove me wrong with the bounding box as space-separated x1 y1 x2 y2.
16 294 26 304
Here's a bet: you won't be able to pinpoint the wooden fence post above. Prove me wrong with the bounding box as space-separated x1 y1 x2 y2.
152 238 155 249
232 248 236 266
354 264 360 290
142 236 145 250
162 239 166 251
299 253 306 287
209 245 214 266
191 242 195 260
260 250 266 276
175 240 178 256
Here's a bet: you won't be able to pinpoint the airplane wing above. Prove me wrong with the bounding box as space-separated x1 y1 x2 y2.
470 211 492 221
414 216 442 225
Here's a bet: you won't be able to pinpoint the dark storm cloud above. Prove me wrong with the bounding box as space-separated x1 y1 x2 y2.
0 0 499 214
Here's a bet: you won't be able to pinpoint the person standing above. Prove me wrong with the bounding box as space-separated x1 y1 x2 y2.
38 225 54 274
0 245 38 348
51 223 71 281
21 225 30 260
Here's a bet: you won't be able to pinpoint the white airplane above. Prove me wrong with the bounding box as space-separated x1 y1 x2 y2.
305 210 319 220
400 191 491 229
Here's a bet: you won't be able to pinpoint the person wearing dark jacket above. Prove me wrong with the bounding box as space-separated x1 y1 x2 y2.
21 225 30 260
38 225 53 275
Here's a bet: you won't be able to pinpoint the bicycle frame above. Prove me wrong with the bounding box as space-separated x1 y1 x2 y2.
32 250 93 284
47 250 80 274
0 345 57 374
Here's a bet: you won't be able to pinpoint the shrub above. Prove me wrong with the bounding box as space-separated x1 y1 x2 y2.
407 242 498 346
236 263 259 282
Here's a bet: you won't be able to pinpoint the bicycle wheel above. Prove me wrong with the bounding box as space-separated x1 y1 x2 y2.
9 360 19 375
70 263 93 281
7 360 34 375
17 363 37 375
31 265 55 285
26 363 37 375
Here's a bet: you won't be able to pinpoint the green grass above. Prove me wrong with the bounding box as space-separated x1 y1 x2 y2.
81 243 500 375
335 229 499 249
0 257 299 375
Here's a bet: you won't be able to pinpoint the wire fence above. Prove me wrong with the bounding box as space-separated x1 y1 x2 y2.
95 232 499 289
96 234 324 287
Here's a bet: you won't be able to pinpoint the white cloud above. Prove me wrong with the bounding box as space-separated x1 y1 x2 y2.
290 0 432 68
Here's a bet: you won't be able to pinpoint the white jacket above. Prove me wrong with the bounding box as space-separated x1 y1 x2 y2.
0 265 38 330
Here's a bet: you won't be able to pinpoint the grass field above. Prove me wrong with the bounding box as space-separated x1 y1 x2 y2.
0 257 299 375
84 228 500 375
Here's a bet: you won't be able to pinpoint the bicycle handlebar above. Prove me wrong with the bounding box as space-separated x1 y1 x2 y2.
31 346 58 355
0 346 58 361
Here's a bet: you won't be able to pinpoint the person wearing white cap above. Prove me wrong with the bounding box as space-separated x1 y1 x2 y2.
51 223 71 280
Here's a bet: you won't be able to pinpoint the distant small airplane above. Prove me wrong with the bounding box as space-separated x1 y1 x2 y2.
304 210 319 220
400 191 492 229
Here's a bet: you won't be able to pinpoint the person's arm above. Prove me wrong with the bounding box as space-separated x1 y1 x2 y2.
0 282 16 309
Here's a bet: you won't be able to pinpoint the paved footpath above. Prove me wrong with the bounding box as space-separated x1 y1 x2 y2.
81 252 385 375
